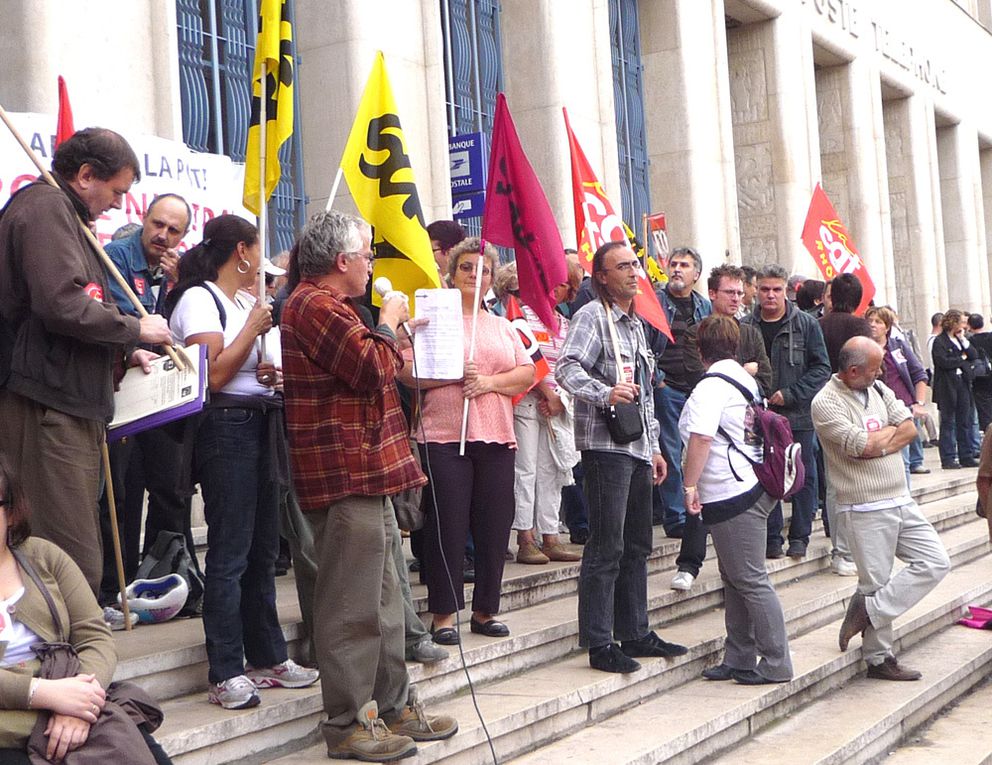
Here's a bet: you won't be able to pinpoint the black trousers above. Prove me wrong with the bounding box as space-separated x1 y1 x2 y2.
419 441 515 616
974 382 992 432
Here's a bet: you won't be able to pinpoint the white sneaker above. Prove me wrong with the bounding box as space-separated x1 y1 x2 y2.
208 675 260 709
831 557 858 576
246 658 319 689
670 571 695 591
103 606 139 631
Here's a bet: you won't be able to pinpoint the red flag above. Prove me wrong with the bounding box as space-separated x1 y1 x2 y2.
482 94 568 335
801 183 876 314
56 76 74 148
563 108 672 341
505 295 552 405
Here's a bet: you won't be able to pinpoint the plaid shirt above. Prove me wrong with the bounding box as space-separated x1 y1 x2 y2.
281 281 425 511
555 299 661 463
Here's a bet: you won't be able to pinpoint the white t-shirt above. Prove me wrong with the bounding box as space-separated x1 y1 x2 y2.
0 587 38 667
679 358 762 503
169 282 276 397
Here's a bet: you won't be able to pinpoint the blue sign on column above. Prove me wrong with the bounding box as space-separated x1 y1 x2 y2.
449 132 487 196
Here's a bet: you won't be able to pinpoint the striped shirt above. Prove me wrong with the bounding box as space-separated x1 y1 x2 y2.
555 299 661 463
521 302 567 387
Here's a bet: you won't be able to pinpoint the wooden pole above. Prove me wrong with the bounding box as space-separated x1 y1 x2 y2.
325 166 344 212
0 102 190 372
458 243 486 456
101 441 133 631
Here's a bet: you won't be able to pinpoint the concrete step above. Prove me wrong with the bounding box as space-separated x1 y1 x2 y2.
880 676 992 765
267 517 991 765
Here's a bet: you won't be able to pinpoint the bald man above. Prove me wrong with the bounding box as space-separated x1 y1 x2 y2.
811 337 950 682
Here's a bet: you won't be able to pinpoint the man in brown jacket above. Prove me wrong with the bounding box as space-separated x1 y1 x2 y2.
672 263 772 591
0 128 171 594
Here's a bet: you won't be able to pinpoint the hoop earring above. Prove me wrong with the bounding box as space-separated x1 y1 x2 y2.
237 258 251 274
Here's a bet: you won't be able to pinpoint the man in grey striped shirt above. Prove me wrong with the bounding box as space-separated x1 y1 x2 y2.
556 241 687 674
812 337 950 682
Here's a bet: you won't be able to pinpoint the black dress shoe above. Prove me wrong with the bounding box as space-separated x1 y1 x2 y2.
665 525 685 539
732 669 788 685
589 643 641 673
620 630 688 658
942 461 963 470
702 663 736 681
569 527 590 545
469 617 509 637
430 624 460 646
961 458 980 468
766 542 785 559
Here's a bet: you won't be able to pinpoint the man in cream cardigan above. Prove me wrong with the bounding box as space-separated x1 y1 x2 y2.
812 337 951 681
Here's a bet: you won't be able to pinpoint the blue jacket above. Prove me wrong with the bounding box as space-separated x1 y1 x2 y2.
645 285 712 383
103 232 161 316
740 301 830 431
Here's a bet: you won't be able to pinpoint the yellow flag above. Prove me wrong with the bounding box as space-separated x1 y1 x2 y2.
341 52 440 302
243 0 294 214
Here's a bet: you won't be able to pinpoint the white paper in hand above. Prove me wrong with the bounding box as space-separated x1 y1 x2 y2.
412 289 464 380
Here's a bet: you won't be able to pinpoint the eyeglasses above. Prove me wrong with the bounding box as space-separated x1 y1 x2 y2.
343 250 375 265
717 289 745 297
605 261 641 273
457 261 492 276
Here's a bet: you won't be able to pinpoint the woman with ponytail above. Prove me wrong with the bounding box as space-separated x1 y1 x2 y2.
166 215 317 710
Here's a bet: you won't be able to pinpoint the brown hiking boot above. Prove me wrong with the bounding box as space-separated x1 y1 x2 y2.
327 701 417 761
516 540 550 565
542 542 582 562
866 656 922 681
381 687 458 742
838 591 871 651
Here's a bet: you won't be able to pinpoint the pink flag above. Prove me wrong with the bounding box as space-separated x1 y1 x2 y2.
482 93 568 335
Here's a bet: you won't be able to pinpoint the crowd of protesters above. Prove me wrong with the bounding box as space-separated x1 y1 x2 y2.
0 126 982 762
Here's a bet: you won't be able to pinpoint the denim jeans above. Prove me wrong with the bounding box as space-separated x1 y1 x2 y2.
938 379 977 464
578 450 652 648
195 406 287 684
562 462 590 533
767 429 818 547
654 385 689 532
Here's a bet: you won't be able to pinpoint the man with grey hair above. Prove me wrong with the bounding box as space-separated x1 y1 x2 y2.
812 336 950 681
280 211 456 762
741 263 830 559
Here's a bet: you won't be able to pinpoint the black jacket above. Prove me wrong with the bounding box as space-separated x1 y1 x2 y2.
931 331 977 410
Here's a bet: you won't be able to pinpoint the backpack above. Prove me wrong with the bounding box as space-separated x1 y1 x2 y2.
701 372 806 500
133 531 205 617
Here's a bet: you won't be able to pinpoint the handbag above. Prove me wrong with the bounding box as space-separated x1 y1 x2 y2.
12 548 163 765
971 346 992 379
599 299 644 445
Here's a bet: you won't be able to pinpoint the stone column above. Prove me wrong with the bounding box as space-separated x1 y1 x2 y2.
639 0 740 263
980 148 992 316
815 58 893 303
295 0 450 219
882 95 943 339
728 7 820 271
500 0 619 246
0 0 180 138
937 122 985 312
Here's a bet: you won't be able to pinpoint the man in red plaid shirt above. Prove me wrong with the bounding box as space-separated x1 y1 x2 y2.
281 211 457 762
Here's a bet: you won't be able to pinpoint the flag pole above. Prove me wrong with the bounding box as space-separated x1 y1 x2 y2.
257 67 269 358
641 213 649 269
325 166 344 212
101 441 133 631
0 102 190 372
459 242 486 456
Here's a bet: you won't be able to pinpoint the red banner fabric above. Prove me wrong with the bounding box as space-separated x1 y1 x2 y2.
801 183 876 314
563 108 672 341
481 93 568 336
56 76 74 148
505 295 551 405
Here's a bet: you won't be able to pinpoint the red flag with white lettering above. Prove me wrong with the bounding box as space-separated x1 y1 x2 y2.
801 183 876 314
56 76 74 148
505 295 551 405
563 108 672 341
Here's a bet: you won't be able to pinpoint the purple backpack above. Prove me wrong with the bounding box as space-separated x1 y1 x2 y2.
702 372 806 501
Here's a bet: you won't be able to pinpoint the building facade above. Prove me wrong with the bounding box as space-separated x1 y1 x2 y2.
2 0 992 339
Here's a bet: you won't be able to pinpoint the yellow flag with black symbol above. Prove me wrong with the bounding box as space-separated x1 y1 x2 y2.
243 0 294 215
341 51 441 302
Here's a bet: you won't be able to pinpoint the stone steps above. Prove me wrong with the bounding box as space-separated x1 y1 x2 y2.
268 510 990 765
881 676 992 765
116 463 979 763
